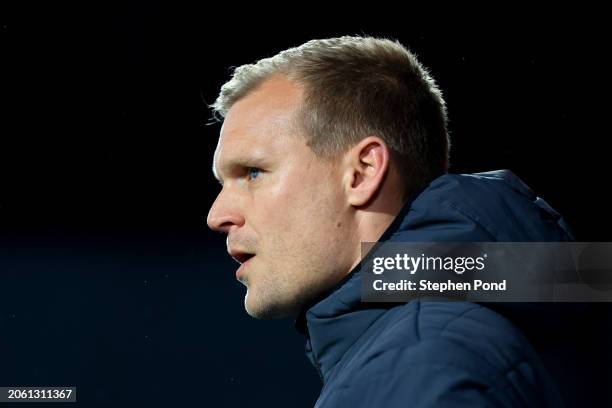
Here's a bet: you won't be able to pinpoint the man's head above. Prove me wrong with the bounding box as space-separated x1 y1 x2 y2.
207 36 450 319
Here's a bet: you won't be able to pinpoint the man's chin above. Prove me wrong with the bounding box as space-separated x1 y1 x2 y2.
244 291 299 320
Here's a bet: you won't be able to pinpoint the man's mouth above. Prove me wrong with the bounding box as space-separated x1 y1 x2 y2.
228 249 256 265
229 250 255 282
235 253 255 264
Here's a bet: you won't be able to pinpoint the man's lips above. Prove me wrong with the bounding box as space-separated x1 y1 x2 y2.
234 254 255 281
228 249 256 265
228 248 256 280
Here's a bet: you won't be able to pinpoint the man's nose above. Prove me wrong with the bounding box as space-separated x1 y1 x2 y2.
206 191 245 234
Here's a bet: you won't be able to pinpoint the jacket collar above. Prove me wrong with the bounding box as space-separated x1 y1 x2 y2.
294 190 418 383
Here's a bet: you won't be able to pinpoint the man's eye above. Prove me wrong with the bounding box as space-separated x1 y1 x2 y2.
247 167 262 180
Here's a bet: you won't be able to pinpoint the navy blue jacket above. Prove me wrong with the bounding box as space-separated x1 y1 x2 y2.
295 170 575 407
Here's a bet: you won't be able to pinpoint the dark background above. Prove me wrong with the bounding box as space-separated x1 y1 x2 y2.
1 4 610 407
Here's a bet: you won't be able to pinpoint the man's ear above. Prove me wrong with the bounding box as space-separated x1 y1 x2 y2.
343 136 391 207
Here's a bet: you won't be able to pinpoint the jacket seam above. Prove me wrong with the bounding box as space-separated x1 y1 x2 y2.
438 303 483 334
439 198 500 240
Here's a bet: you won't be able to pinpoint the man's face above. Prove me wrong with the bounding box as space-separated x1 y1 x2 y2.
207 75 358 319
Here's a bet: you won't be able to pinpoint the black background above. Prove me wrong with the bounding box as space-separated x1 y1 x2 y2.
1 4 610 407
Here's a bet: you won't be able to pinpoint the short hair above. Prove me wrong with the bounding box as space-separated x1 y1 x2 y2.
211 35 450 199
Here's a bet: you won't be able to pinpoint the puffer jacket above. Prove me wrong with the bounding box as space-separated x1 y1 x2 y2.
295 169 576 407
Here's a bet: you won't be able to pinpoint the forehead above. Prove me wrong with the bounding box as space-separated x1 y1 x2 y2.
212 75 305 178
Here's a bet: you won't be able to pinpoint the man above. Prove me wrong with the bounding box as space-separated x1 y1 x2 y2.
207 36 574 407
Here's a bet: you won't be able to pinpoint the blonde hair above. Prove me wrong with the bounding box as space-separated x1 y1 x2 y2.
211 36 450 197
